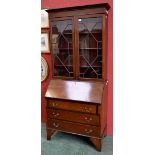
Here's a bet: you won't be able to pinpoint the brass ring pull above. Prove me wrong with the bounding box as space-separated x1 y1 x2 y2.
53 122 59 128
84 107 92 112
84 117 92 122
85 129 93 134
52 112 60 117
52 102 57 107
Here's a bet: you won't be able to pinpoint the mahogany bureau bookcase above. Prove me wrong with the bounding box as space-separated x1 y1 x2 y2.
45 3 110 151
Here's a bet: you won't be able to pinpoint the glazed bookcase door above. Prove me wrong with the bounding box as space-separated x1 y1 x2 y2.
77 15 106 80
51 18 75 79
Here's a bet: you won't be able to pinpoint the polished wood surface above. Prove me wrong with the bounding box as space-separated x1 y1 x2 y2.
47 4 110 19
45 4 109 152
45 79 106 103
47 5 108 81
45 79 107 151
47 118 100 138
90 137 102 152
47 99 97 114
46 129 56 140
47 109 100 125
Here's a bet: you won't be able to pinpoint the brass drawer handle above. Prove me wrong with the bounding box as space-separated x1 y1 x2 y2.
53 122 59 128
52 112 60 117
84 107 92 112
85 129 93 134
84 117 92 122
51 102 58 107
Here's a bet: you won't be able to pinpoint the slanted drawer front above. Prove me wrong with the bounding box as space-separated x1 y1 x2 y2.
47 100 97 114
47 118 100 137
47 109 100 126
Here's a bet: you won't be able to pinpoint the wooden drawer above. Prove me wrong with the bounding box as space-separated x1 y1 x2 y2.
47 109 100 126
47 99 97 114
47 118 100 137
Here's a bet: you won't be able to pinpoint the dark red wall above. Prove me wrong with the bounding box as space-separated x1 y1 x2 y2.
42 0 112 9
41 0 113 136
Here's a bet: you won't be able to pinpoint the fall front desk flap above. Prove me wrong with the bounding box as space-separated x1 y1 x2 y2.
45 79 107 104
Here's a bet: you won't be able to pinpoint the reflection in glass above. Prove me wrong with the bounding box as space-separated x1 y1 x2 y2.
78 17 102 79
52 20 73 77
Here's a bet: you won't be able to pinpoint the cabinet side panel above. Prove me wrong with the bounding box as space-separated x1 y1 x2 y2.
102 14 108 80
99 83 108 136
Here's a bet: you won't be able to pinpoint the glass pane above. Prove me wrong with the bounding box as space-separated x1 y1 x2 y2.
52 19 73 77
78 17 102 79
